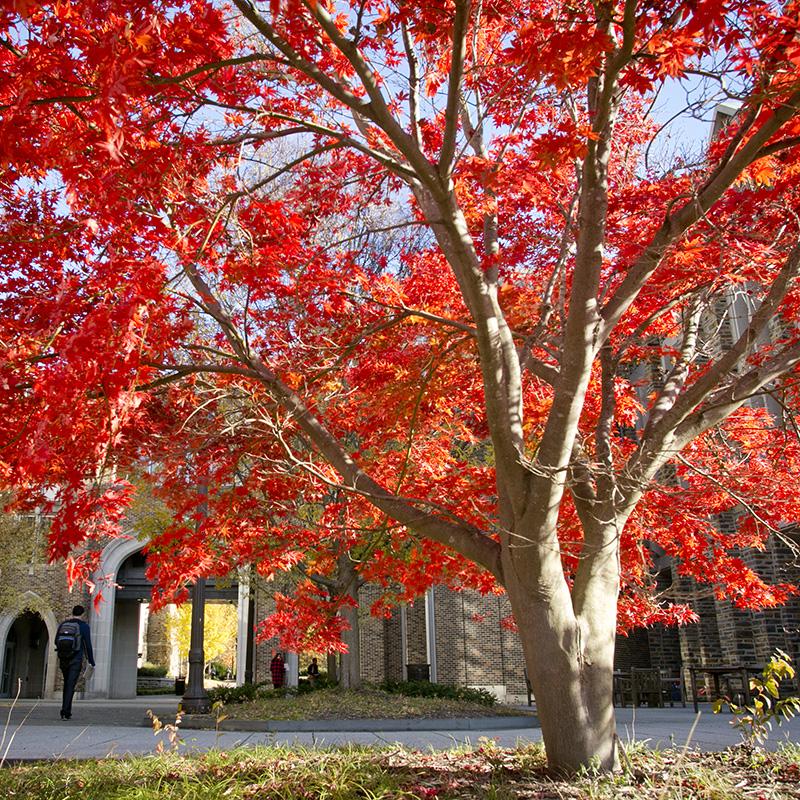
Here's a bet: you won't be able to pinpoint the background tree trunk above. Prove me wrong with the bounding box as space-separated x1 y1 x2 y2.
337 553 362 690
326 653 338 684
338 600 361 689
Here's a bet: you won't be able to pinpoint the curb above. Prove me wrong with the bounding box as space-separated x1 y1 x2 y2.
170 714 539 733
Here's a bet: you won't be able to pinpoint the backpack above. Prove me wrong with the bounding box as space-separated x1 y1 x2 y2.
55 619 82 659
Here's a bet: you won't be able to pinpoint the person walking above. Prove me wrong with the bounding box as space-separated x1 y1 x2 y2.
270 651 285 689
55 604 95 720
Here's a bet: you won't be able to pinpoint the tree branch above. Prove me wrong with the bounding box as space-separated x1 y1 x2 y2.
652 239 800 444
232 0 368 112
438 0 470 176
139 362 260 392
400 21 422 147
180 262 504 580
148 54 273 85
601 90 800 341
642 292 705 438
618 242 800 515
299 0 438 186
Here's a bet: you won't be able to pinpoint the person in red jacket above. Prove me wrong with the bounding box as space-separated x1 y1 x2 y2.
270 652 285 689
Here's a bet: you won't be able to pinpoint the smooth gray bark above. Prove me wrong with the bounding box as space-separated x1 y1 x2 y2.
337 554 362 691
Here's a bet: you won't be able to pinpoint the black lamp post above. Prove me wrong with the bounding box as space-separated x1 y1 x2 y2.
182 488 210 714
182 576 210 713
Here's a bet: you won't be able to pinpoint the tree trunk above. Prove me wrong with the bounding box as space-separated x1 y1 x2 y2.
337 553 362 690
339 599 361 690
326 652 338 684
503 537 619 773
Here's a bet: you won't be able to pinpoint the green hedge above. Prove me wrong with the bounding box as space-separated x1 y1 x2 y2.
381 680 496 706
206 682 268 705
296 672 335 693
137 662 168 678
206 673 336 705
206 677 496 708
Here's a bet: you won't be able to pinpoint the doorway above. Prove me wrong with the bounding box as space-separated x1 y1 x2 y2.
89 540 242 698
0 611 49 698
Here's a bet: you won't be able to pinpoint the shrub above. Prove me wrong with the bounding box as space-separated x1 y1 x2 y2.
137 662 168 678
297 671 335 694
206 682 267 705
205 661 232 680
381 680 496 706
713 649 800 746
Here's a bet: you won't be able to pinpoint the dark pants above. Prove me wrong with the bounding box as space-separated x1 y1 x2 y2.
59 656 82 717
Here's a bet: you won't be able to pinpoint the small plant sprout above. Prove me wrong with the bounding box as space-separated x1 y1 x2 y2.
147 708 185 754
713 650 800 746
212 700 228 744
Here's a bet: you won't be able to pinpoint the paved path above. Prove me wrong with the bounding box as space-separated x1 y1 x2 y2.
1 698 799 761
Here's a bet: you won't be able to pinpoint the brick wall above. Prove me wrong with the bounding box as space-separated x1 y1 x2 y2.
0 528 92 693
5 519 799 702
2 556 88 630
405 601 427 665
253 578 278 685
432 588 463 685
382 609 404 681
358 583 386 683
667 522 800 699
615 629 651 670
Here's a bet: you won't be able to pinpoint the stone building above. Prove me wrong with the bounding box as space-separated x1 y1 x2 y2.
0 511 79 700
1 501 799 703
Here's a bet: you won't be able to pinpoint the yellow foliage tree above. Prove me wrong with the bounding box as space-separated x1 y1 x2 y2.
167 602 238 676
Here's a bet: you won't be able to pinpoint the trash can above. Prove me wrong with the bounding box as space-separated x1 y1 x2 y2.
406 663 430 682
174 677 186 695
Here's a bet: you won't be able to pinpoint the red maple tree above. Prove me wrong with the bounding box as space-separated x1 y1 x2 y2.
2 0 800 771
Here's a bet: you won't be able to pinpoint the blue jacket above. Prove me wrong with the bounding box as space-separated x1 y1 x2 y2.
61 617 95 666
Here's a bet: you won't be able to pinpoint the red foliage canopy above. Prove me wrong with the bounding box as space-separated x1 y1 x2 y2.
2 0 800 651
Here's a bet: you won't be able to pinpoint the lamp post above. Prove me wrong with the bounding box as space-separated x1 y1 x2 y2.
182 488 210 714
244 593 255 685
182 576 210 713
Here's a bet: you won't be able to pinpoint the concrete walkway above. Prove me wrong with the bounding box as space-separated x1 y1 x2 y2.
1 697 799 761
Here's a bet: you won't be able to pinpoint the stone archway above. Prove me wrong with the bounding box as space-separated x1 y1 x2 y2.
0 592 58 699
88 537 247 698
86 537 143 698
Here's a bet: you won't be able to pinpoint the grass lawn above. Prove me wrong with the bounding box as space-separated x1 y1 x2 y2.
1 743 798 799
209 687 527 721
